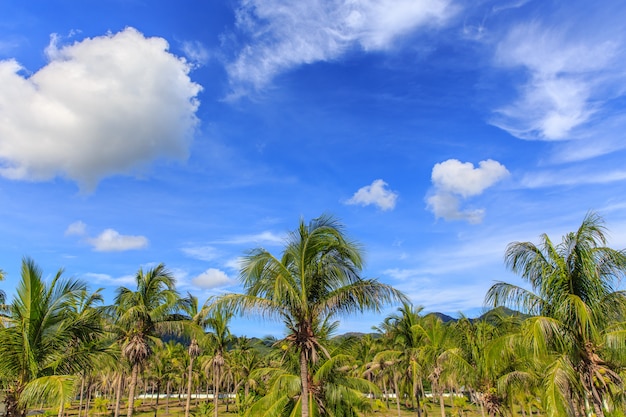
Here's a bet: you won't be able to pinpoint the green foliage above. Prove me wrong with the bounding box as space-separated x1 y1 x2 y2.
486 212 626 417
192 402 213 417
92 397 110 414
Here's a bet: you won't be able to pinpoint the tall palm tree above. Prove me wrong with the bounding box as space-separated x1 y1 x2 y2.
114 264 181 417
247 340 377 417
486 212 626 417
180 293 209 417
414 315 455 417
377 302 426 417
0 258 104 417
219 215 406 417
201 305 233 417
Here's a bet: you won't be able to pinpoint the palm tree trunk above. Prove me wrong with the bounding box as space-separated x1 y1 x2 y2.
185 356 195 417
393 373 401 417
300 349 309 417
214 362 221 417
114 372 124 417
166 380 171 415
127 363 140 417
78 374 86 417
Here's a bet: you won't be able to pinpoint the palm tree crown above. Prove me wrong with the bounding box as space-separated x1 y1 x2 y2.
220 215 406 417
486 212 626 417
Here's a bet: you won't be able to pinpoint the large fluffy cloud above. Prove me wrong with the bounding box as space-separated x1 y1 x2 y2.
227 0 457 95
346 179 398 211
426 159 509 223
0 28 202 189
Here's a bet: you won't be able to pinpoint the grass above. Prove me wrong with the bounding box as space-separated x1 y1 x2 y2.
50 398 486 417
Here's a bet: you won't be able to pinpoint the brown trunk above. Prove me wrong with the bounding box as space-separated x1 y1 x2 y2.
185 356 195 417
78 374 86 417
394 373 401 417
114 373 124 417
127 363 140 417
300 349 309 417
5 387 25 417
214 361 221 417
166 380 171 414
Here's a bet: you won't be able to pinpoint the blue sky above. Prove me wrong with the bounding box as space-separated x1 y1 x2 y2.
2 0 626 337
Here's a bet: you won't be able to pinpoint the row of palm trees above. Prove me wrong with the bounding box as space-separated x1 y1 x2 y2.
1 213 626 417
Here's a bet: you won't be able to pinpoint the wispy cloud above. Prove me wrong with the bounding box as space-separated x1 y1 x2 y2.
219 231 285 246
0 28 201 190
81 272 136 286
65 220 87 236
226 0 457 96
181 245 221 261
490 9 626 162
426 159 509 223
181 40 211 66
345 179 398 211
521 169 626 188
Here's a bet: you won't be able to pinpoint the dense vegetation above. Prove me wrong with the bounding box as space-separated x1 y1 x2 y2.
1 213 626 417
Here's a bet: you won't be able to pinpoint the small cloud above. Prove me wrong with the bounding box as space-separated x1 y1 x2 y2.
345 179 398 211
192 268 234 289
426 159 509 223
65 220 87 236
181 245 220 261
87 229 148 252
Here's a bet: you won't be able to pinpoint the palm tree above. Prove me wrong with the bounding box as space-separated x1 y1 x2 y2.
0 258 105 417
246 324 376 417
179 294 209 417
486 212 626 417
377 302 426 417
219 215 406 417
201 305 233 417
114 264 181 417
414 315 455 417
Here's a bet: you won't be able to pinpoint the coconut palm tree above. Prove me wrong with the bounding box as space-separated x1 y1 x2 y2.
114 264 181 417
0 258 105 417
247 324 376 417
218 215 406 417
179 293 210 417
486 212 626 417
201 305 233 417
377 302 426 417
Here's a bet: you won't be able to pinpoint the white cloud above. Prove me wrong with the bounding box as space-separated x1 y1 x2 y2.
521 169 626 188
491 19 626 143
226 0 457 95
221 231 285 246
82 272 136 286
65 220 87 236
426 159 509 223
181 245 220 261
181 40 210 66
87 229 148 252
0 27 202 189
346 179 398 211
192 268 234 289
